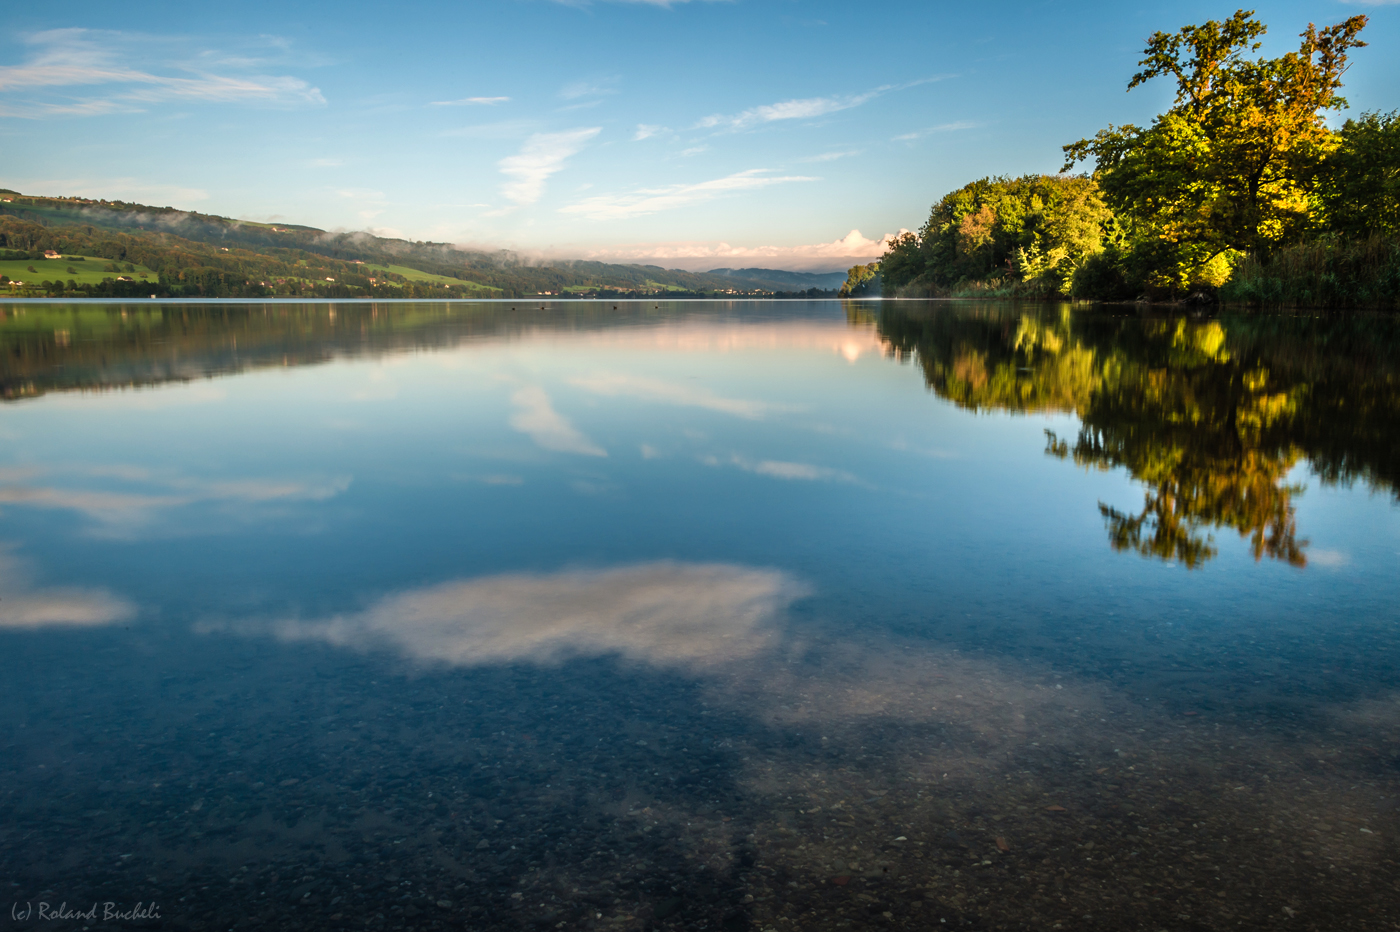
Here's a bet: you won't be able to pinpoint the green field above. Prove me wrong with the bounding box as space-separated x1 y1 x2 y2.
375 264 499 291
562 280 689 294
0 255 154 287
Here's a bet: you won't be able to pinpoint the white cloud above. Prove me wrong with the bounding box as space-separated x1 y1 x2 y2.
571 373 795 420
577 228 907 271
800 149 861 162
633 123 665 140
893 121 981 141
0 549 134 629
697 76 951 132
699 92 878 130
560 79 616 100
228 562 805 668
498 127 601 205
0 28 325 118
509 386 606 456
560 169 816 220
431 96 510 106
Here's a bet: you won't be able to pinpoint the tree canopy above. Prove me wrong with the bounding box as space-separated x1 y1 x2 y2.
1063 9 1368 288
875 11 1397 306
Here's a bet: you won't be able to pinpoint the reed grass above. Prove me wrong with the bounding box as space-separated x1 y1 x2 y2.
1220 235 1400 309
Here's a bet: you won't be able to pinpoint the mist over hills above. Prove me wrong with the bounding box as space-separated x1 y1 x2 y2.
0 191 844 299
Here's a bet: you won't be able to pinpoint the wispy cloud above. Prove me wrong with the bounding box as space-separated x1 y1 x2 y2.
800 149 861 163
696 76 951 132
571 373 798 420
509 386 606 457
560 78 617 100
698 93 878 130
560 169 815 220
633 123 666 140
893 121 981 141
0 28 325 118
0 465 351 535
431 96 510 106
498 127 601 205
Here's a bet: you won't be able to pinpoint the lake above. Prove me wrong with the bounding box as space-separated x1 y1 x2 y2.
1 299 1398 932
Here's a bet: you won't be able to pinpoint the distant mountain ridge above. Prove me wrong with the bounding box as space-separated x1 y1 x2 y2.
0 191 844 299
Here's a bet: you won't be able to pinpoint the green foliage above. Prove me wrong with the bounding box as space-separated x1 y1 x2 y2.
1219 234 1400 308
0 255 155 288
1316 110 1400 237
879 9 1398 305
838 262 880 297
1061 9 1371 294
880 175 1112 297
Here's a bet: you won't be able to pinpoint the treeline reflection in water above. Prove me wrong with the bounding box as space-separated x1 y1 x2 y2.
6 299 1396 570
873 302 1400 568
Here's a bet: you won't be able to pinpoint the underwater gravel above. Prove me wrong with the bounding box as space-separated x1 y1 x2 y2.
2 632 1398 932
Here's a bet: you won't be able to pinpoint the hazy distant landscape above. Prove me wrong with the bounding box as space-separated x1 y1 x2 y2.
0 194 844 299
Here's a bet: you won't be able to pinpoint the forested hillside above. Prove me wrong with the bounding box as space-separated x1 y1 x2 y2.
0 194 835 299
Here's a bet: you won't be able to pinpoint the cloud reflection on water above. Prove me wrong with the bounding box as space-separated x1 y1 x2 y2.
0 550 133 629
259 562 806 667
570 373 798 420
509 386 607 457
0 467 352 535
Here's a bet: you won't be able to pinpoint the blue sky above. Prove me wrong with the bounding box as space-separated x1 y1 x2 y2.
3 0 1397 270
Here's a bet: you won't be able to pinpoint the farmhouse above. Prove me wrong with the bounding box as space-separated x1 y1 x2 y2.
43 250 62 259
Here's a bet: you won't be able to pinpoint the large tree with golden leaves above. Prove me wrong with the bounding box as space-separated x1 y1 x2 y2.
1063 10 1368 289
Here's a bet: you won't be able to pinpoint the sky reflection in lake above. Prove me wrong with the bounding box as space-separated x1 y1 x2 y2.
1 300 1398 932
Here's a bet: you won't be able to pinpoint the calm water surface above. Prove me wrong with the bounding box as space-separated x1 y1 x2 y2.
1 300 1398 932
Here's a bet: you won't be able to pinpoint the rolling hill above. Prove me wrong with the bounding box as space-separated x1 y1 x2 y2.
0 191 841 299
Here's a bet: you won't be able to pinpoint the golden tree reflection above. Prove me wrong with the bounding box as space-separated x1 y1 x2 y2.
876 303 1400 568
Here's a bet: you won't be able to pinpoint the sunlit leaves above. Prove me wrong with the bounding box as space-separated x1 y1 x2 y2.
1064 10 1369 287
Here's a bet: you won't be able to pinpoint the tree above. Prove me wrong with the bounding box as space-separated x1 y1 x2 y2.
1064 10 1369 290
1317 110 1400 236
880 175 1112 295
838 262 880 297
